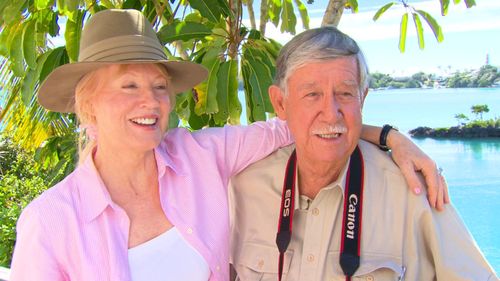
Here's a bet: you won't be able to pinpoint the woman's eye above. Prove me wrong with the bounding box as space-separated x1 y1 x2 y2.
154 84 167 90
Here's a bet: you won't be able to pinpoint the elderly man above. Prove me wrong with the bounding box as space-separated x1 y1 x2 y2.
229 27 497 281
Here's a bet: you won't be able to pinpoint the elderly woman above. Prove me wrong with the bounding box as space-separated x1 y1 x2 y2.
10 9 447 281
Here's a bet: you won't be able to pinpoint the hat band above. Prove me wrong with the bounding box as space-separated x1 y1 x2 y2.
79 35 167 62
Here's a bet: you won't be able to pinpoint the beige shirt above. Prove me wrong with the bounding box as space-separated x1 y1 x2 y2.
229 141 498 281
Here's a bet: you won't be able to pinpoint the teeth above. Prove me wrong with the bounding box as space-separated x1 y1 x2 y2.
313 125 347 138
318 133 340 139
131 118 156 125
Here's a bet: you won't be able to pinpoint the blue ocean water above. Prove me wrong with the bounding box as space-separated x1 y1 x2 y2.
363 87 500 273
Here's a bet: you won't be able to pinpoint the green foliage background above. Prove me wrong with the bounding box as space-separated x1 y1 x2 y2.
0 136 48 267
0 0 476 268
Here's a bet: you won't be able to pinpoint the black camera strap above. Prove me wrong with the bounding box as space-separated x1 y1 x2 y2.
275 146 364 281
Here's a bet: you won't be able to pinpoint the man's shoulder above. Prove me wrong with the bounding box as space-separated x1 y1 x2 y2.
233 144 295 178
358 140 404 177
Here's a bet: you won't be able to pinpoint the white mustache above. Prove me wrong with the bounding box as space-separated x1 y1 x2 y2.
312 124 347 135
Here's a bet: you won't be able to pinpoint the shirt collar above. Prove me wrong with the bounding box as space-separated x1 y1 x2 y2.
76 155 114 223
153 144 185 177
76 144 185 223
294 158 351 210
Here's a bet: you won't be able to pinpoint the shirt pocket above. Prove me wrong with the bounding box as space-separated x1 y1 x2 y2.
234 242 294 281
328 251 404 281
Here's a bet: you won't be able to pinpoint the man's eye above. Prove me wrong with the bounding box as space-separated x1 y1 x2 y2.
305 92 319 98
338 92 356 99
123 83 137 89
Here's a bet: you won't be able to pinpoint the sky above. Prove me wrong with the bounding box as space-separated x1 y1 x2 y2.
248 0 500 76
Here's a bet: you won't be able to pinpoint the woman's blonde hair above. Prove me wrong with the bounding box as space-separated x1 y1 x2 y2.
74 64 172 164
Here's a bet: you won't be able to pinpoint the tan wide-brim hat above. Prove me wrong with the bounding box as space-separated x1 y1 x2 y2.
38 9 208 113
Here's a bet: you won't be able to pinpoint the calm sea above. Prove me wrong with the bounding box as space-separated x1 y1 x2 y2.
363 87 500 273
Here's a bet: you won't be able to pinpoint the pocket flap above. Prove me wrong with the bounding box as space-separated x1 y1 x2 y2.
237 242 294 274
329 251 403 277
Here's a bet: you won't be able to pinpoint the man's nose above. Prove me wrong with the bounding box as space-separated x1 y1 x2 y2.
322 96 342 121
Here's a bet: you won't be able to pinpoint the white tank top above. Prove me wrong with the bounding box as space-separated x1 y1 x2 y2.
128 227 210 281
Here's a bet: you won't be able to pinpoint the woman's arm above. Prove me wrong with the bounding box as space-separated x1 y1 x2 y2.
361 124 450 211
9 207 66 281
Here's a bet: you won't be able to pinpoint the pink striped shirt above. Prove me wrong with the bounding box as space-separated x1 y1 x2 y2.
10 119 292 281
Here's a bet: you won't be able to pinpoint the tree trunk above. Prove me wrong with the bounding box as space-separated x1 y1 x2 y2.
246 0 256 29
259 0 268 35
228 0 241 59
174 40 189 60
321 0 347 27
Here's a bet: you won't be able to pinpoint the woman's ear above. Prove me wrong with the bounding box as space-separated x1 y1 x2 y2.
269 85 287 120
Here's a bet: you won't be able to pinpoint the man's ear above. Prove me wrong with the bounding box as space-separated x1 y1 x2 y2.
360 87 369 108
269 85 286 120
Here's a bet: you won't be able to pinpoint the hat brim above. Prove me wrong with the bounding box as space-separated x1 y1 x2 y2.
38 60 208 113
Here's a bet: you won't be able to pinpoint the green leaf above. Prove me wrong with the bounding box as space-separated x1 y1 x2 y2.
214 60 241 125
347 0 359 13
0 24 14 57
168 110 180 129
416 10 444 43
21 69 39 106
373 2 395 21
99 0 117 8
188 94 210 129
49 11 60 37
56 0 79 21
464 0 476 8
194 48 221 115
213 61 230 125
22 20 37 70
294 0 309 29
175 91 192 121
21 51 52 106
122 0 142 9
412 13 424 50
440 0 450 16
10 25 25 77
241 61 262 122
281 0 297 34
158 21 212 44
269 0 283 27
189 0 221 23
0 1 9 26
35 0 53 10
215 0 233 18
226 60 241 124
39 47 68 83
241 44 275 121
64 10 85 62
2 1 25 25
399 13 408 53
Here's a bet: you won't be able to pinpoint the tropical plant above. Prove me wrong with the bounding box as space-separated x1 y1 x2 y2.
471 104 489 120
454 113 469 127
0 0 476 180
0 135 48 266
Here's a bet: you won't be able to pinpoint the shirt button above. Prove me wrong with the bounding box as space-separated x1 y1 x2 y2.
312 208 320 216
216 265 221 271
187 228 193 234
306 254 315 262
366 275 374 281
257 259 264 269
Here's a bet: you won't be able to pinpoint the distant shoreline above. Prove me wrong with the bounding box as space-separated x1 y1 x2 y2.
409 126 500 138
